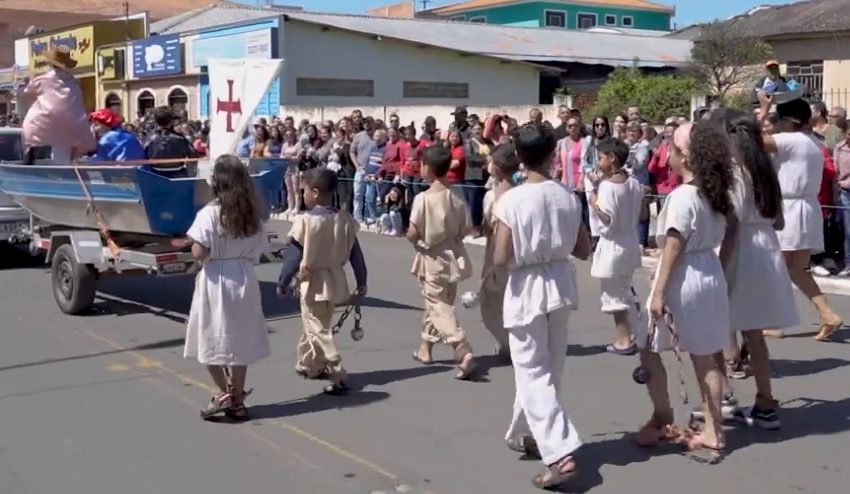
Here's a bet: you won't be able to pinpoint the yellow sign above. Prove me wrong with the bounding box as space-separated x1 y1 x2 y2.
29 26 95 74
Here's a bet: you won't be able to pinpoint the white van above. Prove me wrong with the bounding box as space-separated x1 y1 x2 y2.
0 127 51 243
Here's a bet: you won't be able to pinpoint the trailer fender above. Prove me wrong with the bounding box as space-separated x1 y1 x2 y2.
45 231 103 265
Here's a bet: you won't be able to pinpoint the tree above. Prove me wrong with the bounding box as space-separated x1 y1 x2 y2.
589 67 696 124
690 21 774 99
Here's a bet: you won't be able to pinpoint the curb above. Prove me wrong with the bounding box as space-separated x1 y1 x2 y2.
269 215 850 297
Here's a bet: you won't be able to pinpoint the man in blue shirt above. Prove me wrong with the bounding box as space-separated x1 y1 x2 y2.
89 108 146 162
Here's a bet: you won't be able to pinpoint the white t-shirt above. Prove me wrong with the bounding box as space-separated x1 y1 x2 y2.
494 180 580 328
771 132 824 251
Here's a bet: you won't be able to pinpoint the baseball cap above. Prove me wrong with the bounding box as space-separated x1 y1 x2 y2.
451 106 468 115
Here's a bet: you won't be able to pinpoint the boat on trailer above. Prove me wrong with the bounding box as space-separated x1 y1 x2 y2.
0 158 286 315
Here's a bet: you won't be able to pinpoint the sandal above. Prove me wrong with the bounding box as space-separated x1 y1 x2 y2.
323 381 350 396
634 418 681 447
296 367 330 380
225 400 250 422
532 455 577 490
411 351 434 365
200 392 233 421
606 343 638 356
679 430 725 465
506 435 541 460
455 352 477 380
815 317 842 342
726 359 748 380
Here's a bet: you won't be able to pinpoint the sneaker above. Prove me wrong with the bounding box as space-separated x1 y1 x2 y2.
690 392 739 422
838 267 850 277
812 264 831 277
822 258 838 271
733 405 781 430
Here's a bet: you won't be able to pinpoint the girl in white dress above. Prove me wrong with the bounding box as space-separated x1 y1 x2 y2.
185 155 270 421
589 138 644 355
756 93 843 341
635 122 734 462
710 109 800 430
493 124 591 490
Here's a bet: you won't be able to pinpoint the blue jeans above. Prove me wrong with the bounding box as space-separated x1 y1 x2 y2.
364 179 379 222
353 168 367 222
463 179 487 228
840 189 850 264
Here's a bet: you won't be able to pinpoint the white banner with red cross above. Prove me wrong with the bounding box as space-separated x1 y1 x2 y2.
207 58 283 162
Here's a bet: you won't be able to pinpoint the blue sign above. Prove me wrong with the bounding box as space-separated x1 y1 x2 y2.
132 34 183 78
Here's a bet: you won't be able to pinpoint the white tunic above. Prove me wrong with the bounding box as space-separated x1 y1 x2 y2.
642 184 730 355
184 204 271 366
590 177 643 279
495 181 581 328
727 167 800 331
772 132 824 252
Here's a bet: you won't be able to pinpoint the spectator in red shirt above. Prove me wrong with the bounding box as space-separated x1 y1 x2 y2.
647 121 682 207
445 129 466 186
401 124 427 202
379 127 403 199
812 142 841 275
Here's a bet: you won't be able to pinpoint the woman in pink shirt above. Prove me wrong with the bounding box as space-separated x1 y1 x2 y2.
22 45 96 163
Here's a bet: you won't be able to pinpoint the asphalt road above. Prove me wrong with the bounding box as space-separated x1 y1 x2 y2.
1 221 848 494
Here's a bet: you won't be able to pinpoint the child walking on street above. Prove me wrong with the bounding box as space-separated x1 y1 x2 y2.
589 138 644 355
479 143 520 358
185 155 271 421
494 124 592 489
408 146 477 380
277 168 368 395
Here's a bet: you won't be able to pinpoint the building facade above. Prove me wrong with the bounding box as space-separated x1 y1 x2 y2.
423 0 673 31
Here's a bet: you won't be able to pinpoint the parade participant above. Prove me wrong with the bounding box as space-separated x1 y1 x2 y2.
277 168 368 395
408 146 476 380
88 108 145 162
144 106 196 177
479 143 519 359
186 155 270 421
589 138 644 355
493 124 591 490
757 92 843 341
22 45 96 164
636 122 734 462
711 109 799 430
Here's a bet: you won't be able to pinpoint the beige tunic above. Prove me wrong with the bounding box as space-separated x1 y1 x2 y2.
480 189 509 350
289 208 359 374
410 188 473 346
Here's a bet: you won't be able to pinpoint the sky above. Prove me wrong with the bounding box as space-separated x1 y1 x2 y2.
236 0 794 27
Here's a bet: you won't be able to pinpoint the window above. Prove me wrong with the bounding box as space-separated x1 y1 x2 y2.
577 13 597 29
605 14 617 26
787 60 824 101
544 10 566 27
450 15 466 22
622 16 634 27
296 78 375 97
403 81 470 99
168 88 189 111
469 16 487 23
137 90 155 117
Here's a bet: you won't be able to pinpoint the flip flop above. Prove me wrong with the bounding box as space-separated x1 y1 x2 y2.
412 351 434 365
606 343 638 356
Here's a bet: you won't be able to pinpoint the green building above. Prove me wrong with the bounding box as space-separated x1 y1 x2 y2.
424 0 673 31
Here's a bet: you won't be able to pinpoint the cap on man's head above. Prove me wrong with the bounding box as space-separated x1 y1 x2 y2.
451 106 468 115
765 59 780 68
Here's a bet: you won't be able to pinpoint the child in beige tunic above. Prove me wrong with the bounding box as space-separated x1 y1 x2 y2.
408 146 477 379
479 143 520 357
278 168 368 395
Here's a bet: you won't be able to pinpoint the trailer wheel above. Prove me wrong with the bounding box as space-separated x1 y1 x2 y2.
51 244 97 315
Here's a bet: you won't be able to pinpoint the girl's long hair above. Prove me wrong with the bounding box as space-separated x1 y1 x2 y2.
687 120 734 216
211 155 261 238
712 108 782 220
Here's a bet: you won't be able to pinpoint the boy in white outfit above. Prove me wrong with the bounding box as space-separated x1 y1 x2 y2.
493 124 591 490
589 138 644 355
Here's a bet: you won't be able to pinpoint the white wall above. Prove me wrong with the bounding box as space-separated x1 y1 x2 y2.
281 20 541 107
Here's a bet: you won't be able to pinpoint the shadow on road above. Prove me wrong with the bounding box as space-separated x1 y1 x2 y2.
0 336 185 372
0 245 44 271
249 391 390 420
772 357 850 378
785 325 849 343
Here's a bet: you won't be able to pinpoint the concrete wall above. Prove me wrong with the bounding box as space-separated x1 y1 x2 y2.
281 20 541 107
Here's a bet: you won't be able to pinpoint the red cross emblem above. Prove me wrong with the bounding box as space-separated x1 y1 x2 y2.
216 79 242 133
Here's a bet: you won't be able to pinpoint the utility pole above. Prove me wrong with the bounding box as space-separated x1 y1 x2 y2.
123 1 131 39
421 0 431 10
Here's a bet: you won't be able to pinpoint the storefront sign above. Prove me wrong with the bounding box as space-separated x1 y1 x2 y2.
29 26 95 73
191 28 275 67
132 35 183 78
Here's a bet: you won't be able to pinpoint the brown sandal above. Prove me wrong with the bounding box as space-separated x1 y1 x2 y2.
634 418 681 447
225 400 250 421
532 455 577 489
200 392 233 420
